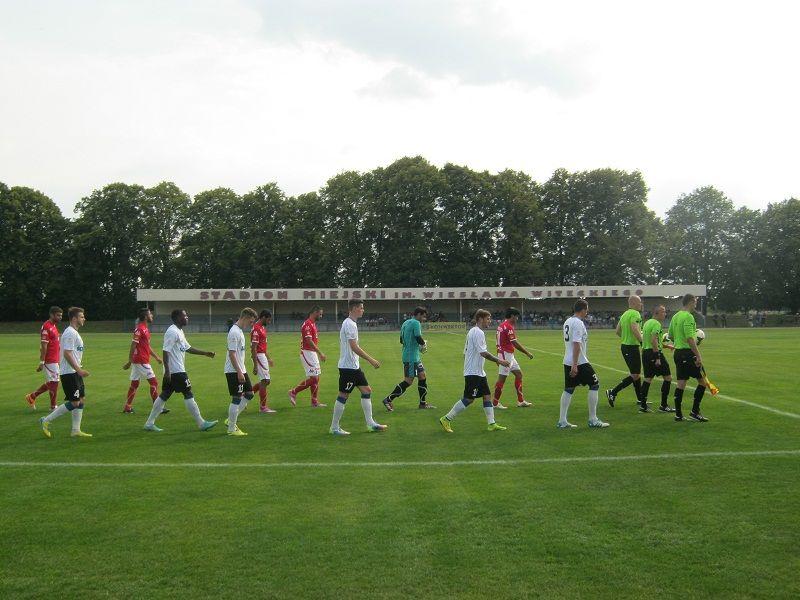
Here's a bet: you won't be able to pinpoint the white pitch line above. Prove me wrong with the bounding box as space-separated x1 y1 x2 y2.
0 450 799 469
529 346 800 420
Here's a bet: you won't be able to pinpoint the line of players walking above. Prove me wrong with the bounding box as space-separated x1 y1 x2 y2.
27 292 711 438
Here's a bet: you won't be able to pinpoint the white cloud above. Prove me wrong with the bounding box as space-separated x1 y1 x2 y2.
0 0 798 217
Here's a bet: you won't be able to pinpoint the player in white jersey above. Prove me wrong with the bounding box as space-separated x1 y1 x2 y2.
558 299 609 429
143 309 218 432
39 307 92 438
224 308 258 436
329 299 387 436
439 309 510 433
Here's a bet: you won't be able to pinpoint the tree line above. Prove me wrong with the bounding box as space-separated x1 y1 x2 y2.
1 156 798 320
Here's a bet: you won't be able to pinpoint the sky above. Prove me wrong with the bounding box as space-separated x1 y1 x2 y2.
1 0 798 217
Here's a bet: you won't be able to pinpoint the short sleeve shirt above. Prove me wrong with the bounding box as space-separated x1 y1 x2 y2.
463 326 488 376
338 318 360 369
301 319 318 351
251 322 267 354
163 324 191 373
563 317 589 366
400 318 423 363
619 309 642 346
668 310 697 350
496 320 516 353
132 322 152 364
225 323 246 374
41 320 60 364
641 319 663 351
60 326 84 374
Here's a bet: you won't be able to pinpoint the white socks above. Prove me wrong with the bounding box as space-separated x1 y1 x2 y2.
146 397 166 426
227 402 239 432
70 408 83 432
237 396 250 415
482 401 495 424
360 396 377 427
559 391 572 423
184 397 205 428
43 403 68 423
331 399 346 430
588 389 599 421
446 399 468 421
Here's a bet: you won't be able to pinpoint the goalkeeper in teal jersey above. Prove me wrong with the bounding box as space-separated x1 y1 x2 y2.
382 307 435 411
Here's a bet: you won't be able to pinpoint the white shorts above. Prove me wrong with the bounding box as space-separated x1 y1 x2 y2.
256 353 271 381
42 363 60 383
130 363 156 381
300 350 321 377
498 351 521 377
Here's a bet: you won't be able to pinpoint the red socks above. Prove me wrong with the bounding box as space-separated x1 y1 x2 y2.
514 377 524 402
147 377 159 401
125 380 140 408
32 383 48 399
46 381 59 409
310 377 320 404
493 382 504 406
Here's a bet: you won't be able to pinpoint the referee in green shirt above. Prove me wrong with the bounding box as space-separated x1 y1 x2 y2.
667 294 708 422
381 307 435 411
606 295 646 411
640 304 674 412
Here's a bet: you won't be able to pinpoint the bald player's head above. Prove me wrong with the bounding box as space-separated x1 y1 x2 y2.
628 295 643 310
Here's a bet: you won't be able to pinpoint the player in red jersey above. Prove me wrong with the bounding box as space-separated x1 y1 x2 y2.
26 306 63 411
492 307 534 409
122 307 164 413
288 306 327 407
251 310 276 413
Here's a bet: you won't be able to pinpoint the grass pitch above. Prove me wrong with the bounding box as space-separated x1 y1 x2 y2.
1 327 798 598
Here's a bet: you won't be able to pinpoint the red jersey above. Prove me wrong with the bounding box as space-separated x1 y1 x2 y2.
496 319 517 353
251 322 268 354
132 322 152 364
301 318 318 351
41 320 60 364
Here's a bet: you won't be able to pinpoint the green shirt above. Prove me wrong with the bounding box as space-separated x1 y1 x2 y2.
668 310 697 350
642 318 663 351
619 308 642 346
400 318 423 363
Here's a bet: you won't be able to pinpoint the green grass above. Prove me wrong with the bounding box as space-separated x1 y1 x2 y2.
1 328 798 599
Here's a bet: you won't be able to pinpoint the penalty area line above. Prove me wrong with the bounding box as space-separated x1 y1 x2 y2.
529 347 800 420
0 450 799 469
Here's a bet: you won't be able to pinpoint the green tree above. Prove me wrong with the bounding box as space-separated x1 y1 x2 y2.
361 156 443 286
140 182 192 288
494 169 545 285
713 207 763 312
658 186 735 303
0 184 69 319
540 169 585 285
759 198 800 311
434 164 503 286
71 183 150 318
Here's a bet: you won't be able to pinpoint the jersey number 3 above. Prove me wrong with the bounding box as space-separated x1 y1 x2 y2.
563 325 570 342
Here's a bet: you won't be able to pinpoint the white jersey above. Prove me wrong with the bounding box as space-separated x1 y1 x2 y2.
338 317 360 369
224 323 246 374
563 316 589 366
163 324 191 373
59 326 84 375
463 325 488 376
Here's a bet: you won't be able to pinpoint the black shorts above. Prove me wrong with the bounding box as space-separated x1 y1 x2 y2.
225 372 253 397
642 349 671 379
161 372 192 399
339 368 369 393
463 375 491 399
564 363 599 389
621 344 642 374
674 349 701 381
61 373 85 401
403 362 425 378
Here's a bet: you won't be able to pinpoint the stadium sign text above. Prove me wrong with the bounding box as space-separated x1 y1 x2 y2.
135 285 706 303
